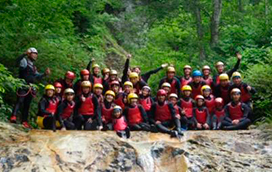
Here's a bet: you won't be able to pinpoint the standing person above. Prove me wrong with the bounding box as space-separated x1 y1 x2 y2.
129 72 147 95
202 65 214 89
201 85 215 115
212 97 225 130
161 82 172 97
56 71 76 95
112 105 130 139
73 69 90 96
180 65 192 87
10 47 51 128
193 95 210 130
188 70 206 99
159 67 181 96
101 90 116 130
213 52 242 85
214 74 231 105
86 58 103 85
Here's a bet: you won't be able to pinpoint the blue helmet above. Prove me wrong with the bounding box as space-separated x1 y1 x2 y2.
192 70 202 77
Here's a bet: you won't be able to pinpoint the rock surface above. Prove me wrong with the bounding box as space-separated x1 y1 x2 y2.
0 122 272 172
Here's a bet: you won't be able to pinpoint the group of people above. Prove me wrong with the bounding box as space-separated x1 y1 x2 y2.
10 47 256 138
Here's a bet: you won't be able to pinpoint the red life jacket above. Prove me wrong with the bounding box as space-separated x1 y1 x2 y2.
205 95 215 114
127 106 143 125
93 76 103 84
191 83 202 99
220 85 230 104
174 105 180 116
78 95 94 115
44 98 58 117
113 116 127 131
181 98 193 118
240 85 251 103
215 109 225 120
155 102 172 121
61 101 75 119
203 76 213 87
215 75 220 85
114 95 125 109
101 103 114 124
181 77 192 87
195 108 207 124
139 97 152 111
228 102 243 120
170 79 178 94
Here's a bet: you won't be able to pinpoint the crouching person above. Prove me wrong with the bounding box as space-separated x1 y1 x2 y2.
222 88 251 130
193 95 210 130
112 105 130 138
74 81 103 130
123 93 150 131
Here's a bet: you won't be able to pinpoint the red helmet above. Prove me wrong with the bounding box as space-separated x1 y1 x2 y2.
110 80 120 87
65 71 76 80
80 69 90 76
54 82 62 88
215 97 224 107
157 89 167 97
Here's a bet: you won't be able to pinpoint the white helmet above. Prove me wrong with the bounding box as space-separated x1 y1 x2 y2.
27 47 38 54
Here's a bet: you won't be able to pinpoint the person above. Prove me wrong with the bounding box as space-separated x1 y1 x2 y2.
193 95 210 130
159 67 181 96
123 93 150 131
36 85 61 131
169 93 187 130
102 68 110 82
139 86 153 117
101 90 116 130
212 97 225 130
180 65 192 87
128 72 147 95
73 81 102 130
214 74 231 105
55 88 76 130
178 85 195 129
201 85 215 115
188 70 206 99
123 81 134 94
73 69 90 96
54 82 63 102
213 52 242 85
104 70 122 92
113 81 127 109
222 88 251 130
202 65 214 89
11 47 51 128
56 71 76 95
161 82 172 97
93 83 104 104
112 105 130 139
86 58 103 85
150 89 183 137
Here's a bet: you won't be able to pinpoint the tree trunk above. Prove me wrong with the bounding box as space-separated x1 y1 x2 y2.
210 0 222 48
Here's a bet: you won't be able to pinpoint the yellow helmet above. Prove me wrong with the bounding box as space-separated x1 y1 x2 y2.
124 81 133 87
110 70 118 75
201 85 211 95
182 85 192 92
64 88 74 94
93 83 103 90
129 72 139 79
128 93 138 103
232 72 241 79
105 90 115 98
219 73 229 81
167 66 176 73
102 68 110 74
162 82 171 88
169 93 178 99
81 81 91 88
45 84 55 91
216 61 224 67
202 65 210 71
183 65 192 70
231 88 241 95
92 64 100 69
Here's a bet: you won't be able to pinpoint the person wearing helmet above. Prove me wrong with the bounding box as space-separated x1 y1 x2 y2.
112 81 127 109
201 85 215 115
129 72 148 95
55 88 76 130
213 52 242 85
11 47 51 128
150 89 183 138
123 93 150 131
188 70 206 99
159 67 181 96
102 68 110 81
193 95 210 130
86 58 103 85
123 81 134 94
202 65 214 89
103 69 122 93
93 83 104 104
54 82 63 102
212 97 225 130
139 86 153 117
178 85 195 129
36 85 61 131
73 81 102 130
180 65 193 87
222 88 251 130
161 82 172 97
56 71 76 95
214 73 231 105
112 105 130 138
101 90 116 130
73 69 90 96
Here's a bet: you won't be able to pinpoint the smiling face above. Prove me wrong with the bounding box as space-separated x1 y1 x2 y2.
203 89 211 97
196 99 204 106
167 72 175 79
46 89 54 97
220 80 229 87
193 76 201 83
169 97 177 105
183 90 191 97
94 88 103 96
130 98 138 106
66 94 74 101
217 65 224 73
203 69 210 76
55 88 62 94
105 95 114 102
232 93 241 102
184 68 191 76
142 88 149 97
93 67 100 75
82 87 90 94
29 53 38 61
158 95 166 103
82 75 89 81
233 77 242 85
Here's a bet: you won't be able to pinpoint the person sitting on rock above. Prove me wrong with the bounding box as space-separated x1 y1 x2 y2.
74 81 102 130
73 69 90 96
101 90 116 130
188 70 206 99
169 93 187 131
193 95 210 130
214 74 231 105
201 85 215 116
123 93 150 131
36 85 61 131
128 72 147 95
180 65 193 88
178 85 195 130
139 86 153 118
112 105 130 139
159 67 181 96
212 97 225 130
86 58 103 85
56 71 76 95
55 88 76 130
93 83 104 104
222 88 251 130
161 82 172 98
54 82 63 102
150 89 183 138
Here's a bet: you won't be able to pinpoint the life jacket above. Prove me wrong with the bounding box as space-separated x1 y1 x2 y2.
155 102 172 121
203 76 213 87
220 85 230 104
170 79 178 94
181 77 192 87
228 102 243 120
195 108 207 124
139 97 152 111
101 103 114 124
240 85 251 103
215 75 220 85
78 94 94 115
93 76 103 84
114 94 125 109
191 83 202 99
61 101 75 119
43 98 58 117
75 81 82 96
113 116 127 131
174 105 181 118
214 109 225 121
180 98 193 118
205 95 215 114
127 105 143 125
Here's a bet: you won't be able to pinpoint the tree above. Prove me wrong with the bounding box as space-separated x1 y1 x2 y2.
210 0 222 48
